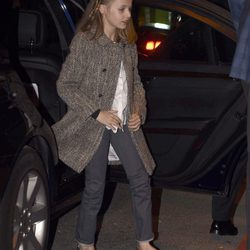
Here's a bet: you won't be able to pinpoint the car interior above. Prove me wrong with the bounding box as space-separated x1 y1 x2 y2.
17 8 67 125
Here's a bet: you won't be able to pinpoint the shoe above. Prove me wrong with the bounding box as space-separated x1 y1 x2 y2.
137 247 159 250
77 244 95 250
237 234 247 250
77 247 95 250
209 220 238 236
137 242 160 250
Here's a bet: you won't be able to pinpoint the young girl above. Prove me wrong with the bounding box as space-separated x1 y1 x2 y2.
52 0 158 249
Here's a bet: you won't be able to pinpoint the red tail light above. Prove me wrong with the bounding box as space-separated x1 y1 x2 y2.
146 41 162 51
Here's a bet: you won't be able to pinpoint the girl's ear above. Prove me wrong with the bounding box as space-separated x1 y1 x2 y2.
99 4 106 15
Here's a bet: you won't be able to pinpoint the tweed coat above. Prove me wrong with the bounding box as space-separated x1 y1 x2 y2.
52 31 156 175
228 0 250 82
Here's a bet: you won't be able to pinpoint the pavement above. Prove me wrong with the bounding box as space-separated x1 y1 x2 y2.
51 183 246 250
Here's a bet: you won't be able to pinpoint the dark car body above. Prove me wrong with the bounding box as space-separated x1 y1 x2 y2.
0 73 57 197
0 0 247 249
0 70 59 249
132 0 247 193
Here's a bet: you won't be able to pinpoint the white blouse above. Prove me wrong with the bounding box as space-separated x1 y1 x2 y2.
107 61 128 133
108 61 128 161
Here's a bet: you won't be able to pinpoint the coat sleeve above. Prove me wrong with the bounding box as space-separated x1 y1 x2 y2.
131 44 147 124
56 32 98 120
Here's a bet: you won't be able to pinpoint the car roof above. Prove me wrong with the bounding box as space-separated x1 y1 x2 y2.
208 0 229 9
134 0 235 41
134 0 230 14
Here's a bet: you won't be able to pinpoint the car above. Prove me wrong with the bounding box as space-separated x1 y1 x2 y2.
0 0 246 249
0 70 58 249
132 0 246 193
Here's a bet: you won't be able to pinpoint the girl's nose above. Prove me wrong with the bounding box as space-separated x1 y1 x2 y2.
125 9 131 19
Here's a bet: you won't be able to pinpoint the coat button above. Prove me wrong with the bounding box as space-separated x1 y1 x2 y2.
102 68 107 72
98 94 103 97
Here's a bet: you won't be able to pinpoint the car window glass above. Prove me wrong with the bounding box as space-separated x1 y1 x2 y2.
63 0 85 26
213 30 235 64
16 0 61 56
134 5 226 64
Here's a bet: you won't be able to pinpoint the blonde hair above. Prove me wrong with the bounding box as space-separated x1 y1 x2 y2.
76 0 137 43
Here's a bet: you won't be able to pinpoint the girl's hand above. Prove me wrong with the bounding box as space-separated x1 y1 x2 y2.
97 110 122 130
128 113 141 131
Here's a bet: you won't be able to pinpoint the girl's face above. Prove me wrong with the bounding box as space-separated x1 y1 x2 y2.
99 0 132 31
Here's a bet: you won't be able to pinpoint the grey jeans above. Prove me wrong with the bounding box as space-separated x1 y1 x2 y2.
75 126 153 245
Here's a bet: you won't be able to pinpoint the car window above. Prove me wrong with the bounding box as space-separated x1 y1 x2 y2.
213 30 235 64
16 0 61 56
134 5 234 64
62 0 85 26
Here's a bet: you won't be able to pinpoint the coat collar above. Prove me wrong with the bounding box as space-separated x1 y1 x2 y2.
86 30 127 48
